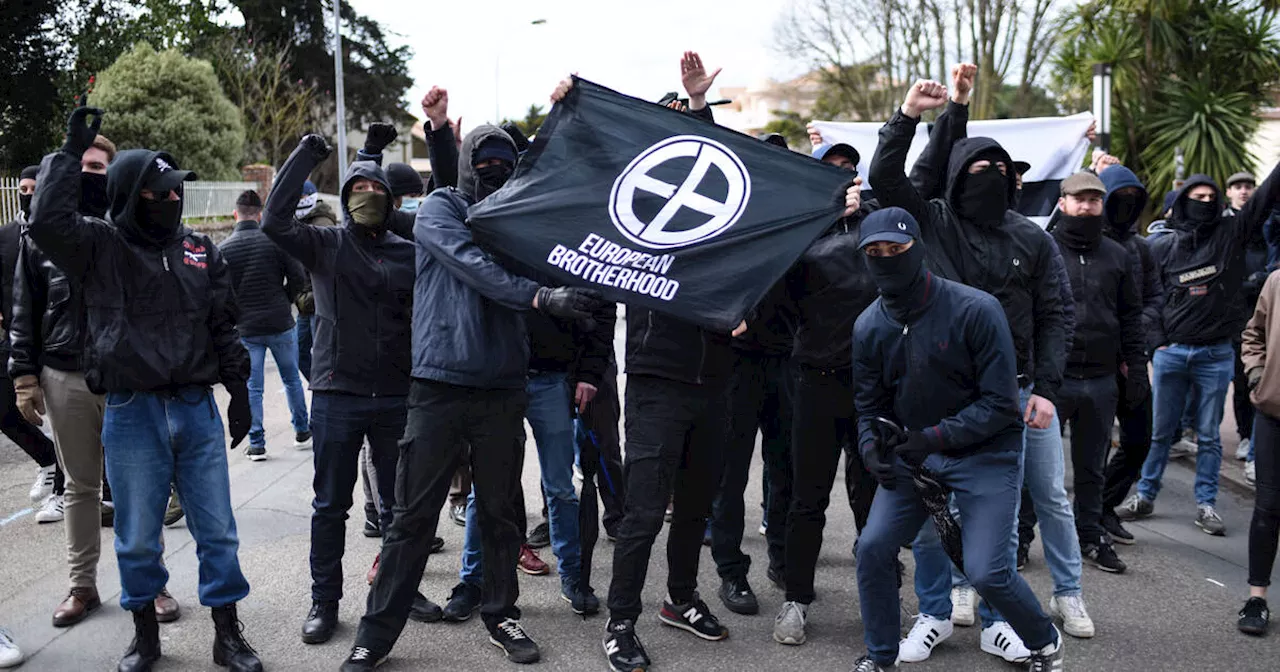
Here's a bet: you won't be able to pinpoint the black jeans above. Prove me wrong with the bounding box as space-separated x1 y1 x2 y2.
1250 411 1280 587
357 380 527 653
0 374 64 494
587 362 626 536
1235 340 1255 442
310 392 405 603
1103 374 1153 512
784 365 876 604
710 352 791 581
607 375 729 621
1058 375 1119 545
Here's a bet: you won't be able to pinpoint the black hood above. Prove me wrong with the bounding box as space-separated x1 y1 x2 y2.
338 160 395 231
1170 174 1222 229
1099 165 1148 238
457 125 517 203
944 137 1018 211
106 149 192 247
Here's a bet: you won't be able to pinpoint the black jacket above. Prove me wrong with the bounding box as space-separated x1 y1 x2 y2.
526 305 617 388
1149 165 1280 347
0 218 23 372
870 113 1066 405
263 145 415 397
9 233 90 378
625 306 734 385
26 148 248 395
218 220 308 338
732 278 793 358
854 273 1023 459
786 214 879 369
1099 166 1165 353
294 200 338 317
1052 228 1146 378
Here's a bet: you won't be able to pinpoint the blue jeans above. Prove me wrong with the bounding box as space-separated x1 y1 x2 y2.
310 392 405 602
103 388 249 611
1139 341 1235 506
462 372 582 587
242 329 310 448
295 315 313 384
914 386 1082 626
858 445 1054 666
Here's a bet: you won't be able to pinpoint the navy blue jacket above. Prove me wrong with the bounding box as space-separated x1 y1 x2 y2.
854 273 1023 459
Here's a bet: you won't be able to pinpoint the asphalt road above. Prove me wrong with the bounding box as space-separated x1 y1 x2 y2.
1 327 1277 671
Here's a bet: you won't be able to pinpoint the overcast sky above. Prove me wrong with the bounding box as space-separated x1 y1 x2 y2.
352 0 803 127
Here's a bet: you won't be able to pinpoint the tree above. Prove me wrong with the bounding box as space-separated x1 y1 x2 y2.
92 43 246 179
760 111 810 149
0 0 64 172
501 104 549 139
1052 0 1280 200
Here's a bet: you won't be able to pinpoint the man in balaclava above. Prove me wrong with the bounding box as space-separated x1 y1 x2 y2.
850 206 1064 672
870 77 1081 658
291 179 335 385
27 106 259 672
1122 159 1280 536
343 123 604 670
261 125 445 646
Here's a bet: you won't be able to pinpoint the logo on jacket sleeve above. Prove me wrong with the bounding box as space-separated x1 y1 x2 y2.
1178 265 1218 284
608 135 751 250
183 240 207 269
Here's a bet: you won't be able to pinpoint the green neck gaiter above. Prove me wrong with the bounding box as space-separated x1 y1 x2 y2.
348 191 388 230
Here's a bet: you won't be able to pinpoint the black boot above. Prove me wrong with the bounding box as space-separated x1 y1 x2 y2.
118 602 161 672
212 603 263 672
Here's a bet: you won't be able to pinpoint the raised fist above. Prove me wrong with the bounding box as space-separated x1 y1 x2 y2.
950 63 977 104
364 122 398 155
301 134 332 162
421 87 449 129
902 80 948 119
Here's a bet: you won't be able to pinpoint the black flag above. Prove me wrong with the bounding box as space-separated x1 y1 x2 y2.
469 77 853 333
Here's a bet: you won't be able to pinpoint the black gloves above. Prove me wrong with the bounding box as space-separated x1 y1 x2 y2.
63 106 104 157
301 134 332 162
1249 367 1264 392
1124 367 1152 409
862 443 896 490
227 386 251 450
363 122 398 156
536 286 605 320
894 430 939 466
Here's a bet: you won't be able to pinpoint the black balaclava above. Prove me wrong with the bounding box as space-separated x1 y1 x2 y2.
955 153 1009 224
1056 211 1105 251
79 172 110 218
18 165 38 218
1011 187 1023 211
136 195 182 242
1185 198 1218 226
473 137 517 201
862 209 931 323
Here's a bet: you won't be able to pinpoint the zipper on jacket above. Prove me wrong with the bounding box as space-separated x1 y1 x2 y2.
696 330 706 385
162 253 170 272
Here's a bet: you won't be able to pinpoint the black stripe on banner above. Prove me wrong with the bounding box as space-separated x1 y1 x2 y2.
1017 179 1063 218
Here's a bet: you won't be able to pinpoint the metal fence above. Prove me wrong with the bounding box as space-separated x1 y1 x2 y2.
0 177 258 223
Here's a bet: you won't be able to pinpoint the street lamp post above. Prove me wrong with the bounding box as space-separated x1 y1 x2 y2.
1092 63 1112 154
333 0 348 179
494 19 548 123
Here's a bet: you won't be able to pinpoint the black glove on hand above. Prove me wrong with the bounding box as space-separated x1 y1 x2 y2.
536 286 605 320
63 106 104 157
894 431 938 466
227 387 251 450
363 122 398 155
301 134 332 162
1249 367 1264 392
862 442 897 490
1124 368 1151 409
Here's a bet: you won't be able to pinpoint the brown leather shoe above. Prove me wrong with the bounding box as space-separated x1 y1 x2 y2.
52 586 101 627
154 588 181 623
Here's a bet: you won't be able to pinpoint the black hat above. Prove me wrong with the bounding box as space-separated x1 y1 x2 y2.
235 190 262 208
1013 160 1031 176
386 163 424 197
858 206 920 248
142 155 196 194
813 142 860 166
758 133 788 149
499 122 531 154
19 165 39 181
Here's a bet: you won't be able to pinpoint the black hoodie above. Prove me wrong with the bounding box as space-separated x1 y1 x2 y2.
262 144 416 396
1149 165 1280 347
26 148 248 394
870 113 1066 406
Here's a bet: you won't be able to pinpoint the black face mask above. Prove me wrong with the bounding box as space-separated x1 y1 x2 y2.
19 194 32 219
1107 193 1142 230
79 172 109 218
1184 198 1217 225
954 165 1009 224
136 197 183 242
1011 188 1023 211
474 164 512 201
865 242 928 322
1056 214 1105 251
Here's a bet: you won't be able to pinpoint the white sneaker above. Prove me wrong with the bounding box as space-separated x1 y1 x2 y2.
29 464 56 502
773 600 808 645
1049 594 1095 638
980 621 1031 663
1236 438 1252 461
0 627 22 668
898 614 953 663
36 494 64 524
1246 460 1257 486
950 586 977 627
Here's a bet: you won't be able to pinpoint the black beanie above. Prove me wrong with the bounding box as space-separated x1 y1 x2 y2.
19 165 39 181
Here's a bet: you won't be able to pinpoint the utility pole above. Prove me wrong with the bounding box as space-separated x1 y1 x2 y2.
333 0 348 179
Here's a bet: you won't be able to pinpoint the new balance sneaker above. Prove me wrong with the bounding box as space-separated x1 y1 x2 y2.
561 583 600 616
245 445 267 461
1195 505 1226 536
0 627 23 669
340 645 386 671
295 431 313 449
449 503 466 527
1236 437 1252 461
35 494 64 523
362 503 381 538
1082 540 1127 573
527 522 551 549
772 600 807 645
658 594 728 641
980 621 1031 663
898 613 953 662
29 464 56 502
1116 493 1153 521
518 544 550 575
1238 597 1270 636
1246 460 1257 486
851 654 894 671
1049 594 1095 638
1027 625 1064 672
1101 513 1135 545
951 586 978 627
603 619 650 672
488 618 539 664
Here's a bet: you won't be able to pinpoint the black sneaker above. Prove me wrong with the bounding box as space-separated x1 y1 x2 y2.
442 582 481 622
488 618 540 664
766 567 786 591
294 431 312 449
1102 513 1135 545
246 445 267 461
427 536 445 554
1026 627 1064 671
301 601 338 644
1083 540 1127 574
409 592 444 623
718 576 759 615
363 504 381 538
603 619 650 672
340 645 387 671
1016 542 1030 571
450 503 466 527
562 583 601 616
658 594 728 641
604 525 619 542
527 521 551 549
1239 597 1270 636
851 655 890 671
